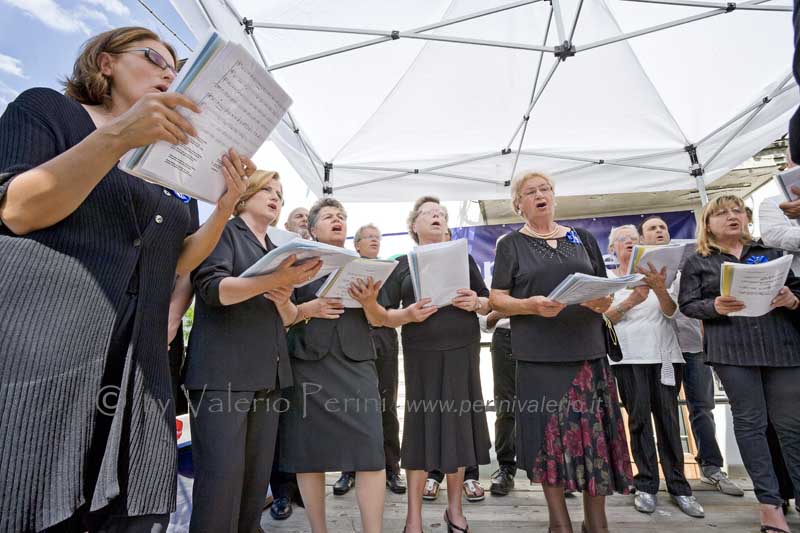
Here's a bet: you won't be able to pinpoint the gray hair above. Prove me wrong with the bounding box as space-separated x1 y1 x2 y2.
308 197 346 239
607 224 639 253
407 196 448 244
354 223 381 244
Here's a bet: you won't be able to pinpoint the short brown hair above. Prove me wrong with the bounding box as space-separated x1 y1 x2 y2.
233 170 282 222
308 198 347 239
696 195 752 256
407 196 448 243
63 27 177 106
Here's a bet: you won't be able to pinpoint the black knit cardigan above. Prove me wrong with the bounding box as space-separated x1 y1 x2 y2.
0 88 198 531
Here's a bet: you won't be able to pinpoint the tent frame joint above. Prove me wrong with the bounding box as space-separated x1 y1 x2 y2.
726 2 736 12
242 17 254 34
391 30 400 40
554 40 576 60
501 148 512 155
323 162 333 195
685 144 704 177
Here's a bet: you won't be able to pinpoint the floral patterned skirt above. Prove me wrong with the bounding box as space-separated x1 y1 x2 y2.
516 357 633 496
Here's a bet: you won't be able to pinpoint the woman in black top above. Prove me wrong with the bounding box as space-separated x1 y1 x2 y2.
184 171 321 533
489 172 633 533
0 27 253 532
272 198 387 533
678 194 800 533
353 195 492 533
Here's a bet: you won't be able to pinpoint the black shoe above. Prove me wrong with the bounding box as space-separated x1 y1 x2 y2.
270 496 292 520
387 471 407 494
333 472 355 495
490 466 515 496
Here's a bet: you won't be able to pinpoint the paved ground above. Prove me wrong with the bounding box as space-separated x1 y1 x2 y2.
168 345 798 532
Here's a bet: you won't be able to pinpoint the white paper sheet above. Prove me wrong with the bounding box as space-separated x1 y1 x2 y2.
775 166 800 202
315 258 398 308
721 254 793 317
408 239 470 307
626 243 686 287
548 272 643 305
266 226 302 247
240 239 358 286
121 32 292 203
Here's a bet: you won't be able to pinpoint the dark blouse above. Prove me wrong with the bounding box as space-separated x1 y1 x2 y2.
287 276 376 362
185 216 293 391
380 253 489 352
0 88 198 529
491 227 607 363
678 242 800 367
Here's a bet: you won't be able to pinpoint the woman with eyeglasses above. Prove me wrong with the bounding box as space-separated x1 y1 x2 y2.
605 225 702 519
0 27 256 531
489 172 633 533
183 171 321 533
679 195 800 533
351 196 492 533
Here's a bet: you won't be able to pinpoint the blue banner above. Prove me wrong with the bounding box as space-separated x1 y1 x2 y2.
450 211 696 284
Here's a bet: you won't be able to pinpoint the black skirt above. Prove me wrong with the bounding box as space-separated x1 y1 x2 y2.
516 357 633 496
279 349 384 473
401 343 491 473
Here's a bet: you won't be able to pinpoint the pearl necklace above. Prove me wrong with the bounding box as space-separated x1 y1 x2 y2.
524 222 560 239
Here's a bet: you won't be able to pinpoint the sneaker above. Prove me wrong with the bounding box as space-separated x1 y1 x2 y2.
671 494 705 518
490 466 515 496
387 470 407 494
634 491 657 514
333 471 355 496
700 469 745 497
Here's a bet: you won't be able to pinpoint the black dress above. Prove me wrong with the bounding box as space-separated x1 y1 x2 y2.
492 228 632 495
381 253 491 473
278 277 385 473
0 88 198 531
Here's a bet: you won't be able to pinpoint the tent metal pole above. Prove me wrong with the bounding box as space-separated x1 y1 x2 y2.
242 24 326 185
621 0 791 11
195 0 216 29
695 175 710 204
552 162 597 175
426 171 506 185
399 33 552 52
697 75 795 146
252 22 396 36
518 149 686 172
220 0 243 22
506 58 561 147
265 0 543 70
609 148 689 162
336 152 502 174
703 71 794 168
551 0 568 44
575 0 769 53
569 0 585 42
507 4 553 178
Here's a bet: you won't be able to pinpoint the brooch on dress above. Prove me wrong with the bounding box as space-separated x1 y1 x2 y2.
746 255 768 264
565 229 582 245
169 190 191 203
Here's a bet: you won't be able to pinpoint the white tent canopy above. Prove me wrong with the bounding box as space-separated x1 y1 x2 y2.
171 0 798 203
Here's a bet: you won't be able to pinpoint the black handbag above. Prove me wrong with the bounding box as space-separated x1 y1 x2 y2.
602 314 624 362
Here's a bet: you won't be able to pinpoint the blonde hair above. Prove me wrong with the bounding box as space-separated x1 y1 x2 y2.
696 195 752 256
510 172 555 216
233 170 281 224
607 224 639 254
407 196 448 244
63 27 177 106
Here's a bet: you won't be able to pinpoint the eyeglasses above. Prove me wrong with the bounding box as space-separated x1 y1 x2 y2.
709 206 744 218
120 48 177 76
613 235 638 243
418 209 447 219
521 185 553 197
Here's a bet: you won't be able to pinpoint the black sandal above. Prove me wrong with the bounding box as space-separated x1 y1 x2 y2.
444 510 469 533
760 526 790 533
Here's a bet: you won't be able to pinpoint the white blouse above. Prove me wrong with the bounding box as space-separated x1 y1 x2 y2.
607 270 685 368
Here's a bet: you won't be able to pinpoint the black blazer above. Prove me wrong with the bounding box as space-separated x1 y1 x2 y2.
185 217 293 391
287 277 376 362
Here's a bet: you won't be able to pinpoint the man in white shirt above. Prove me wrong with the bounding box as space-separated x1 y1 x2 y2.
759 153 800 273
638 215 744 497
